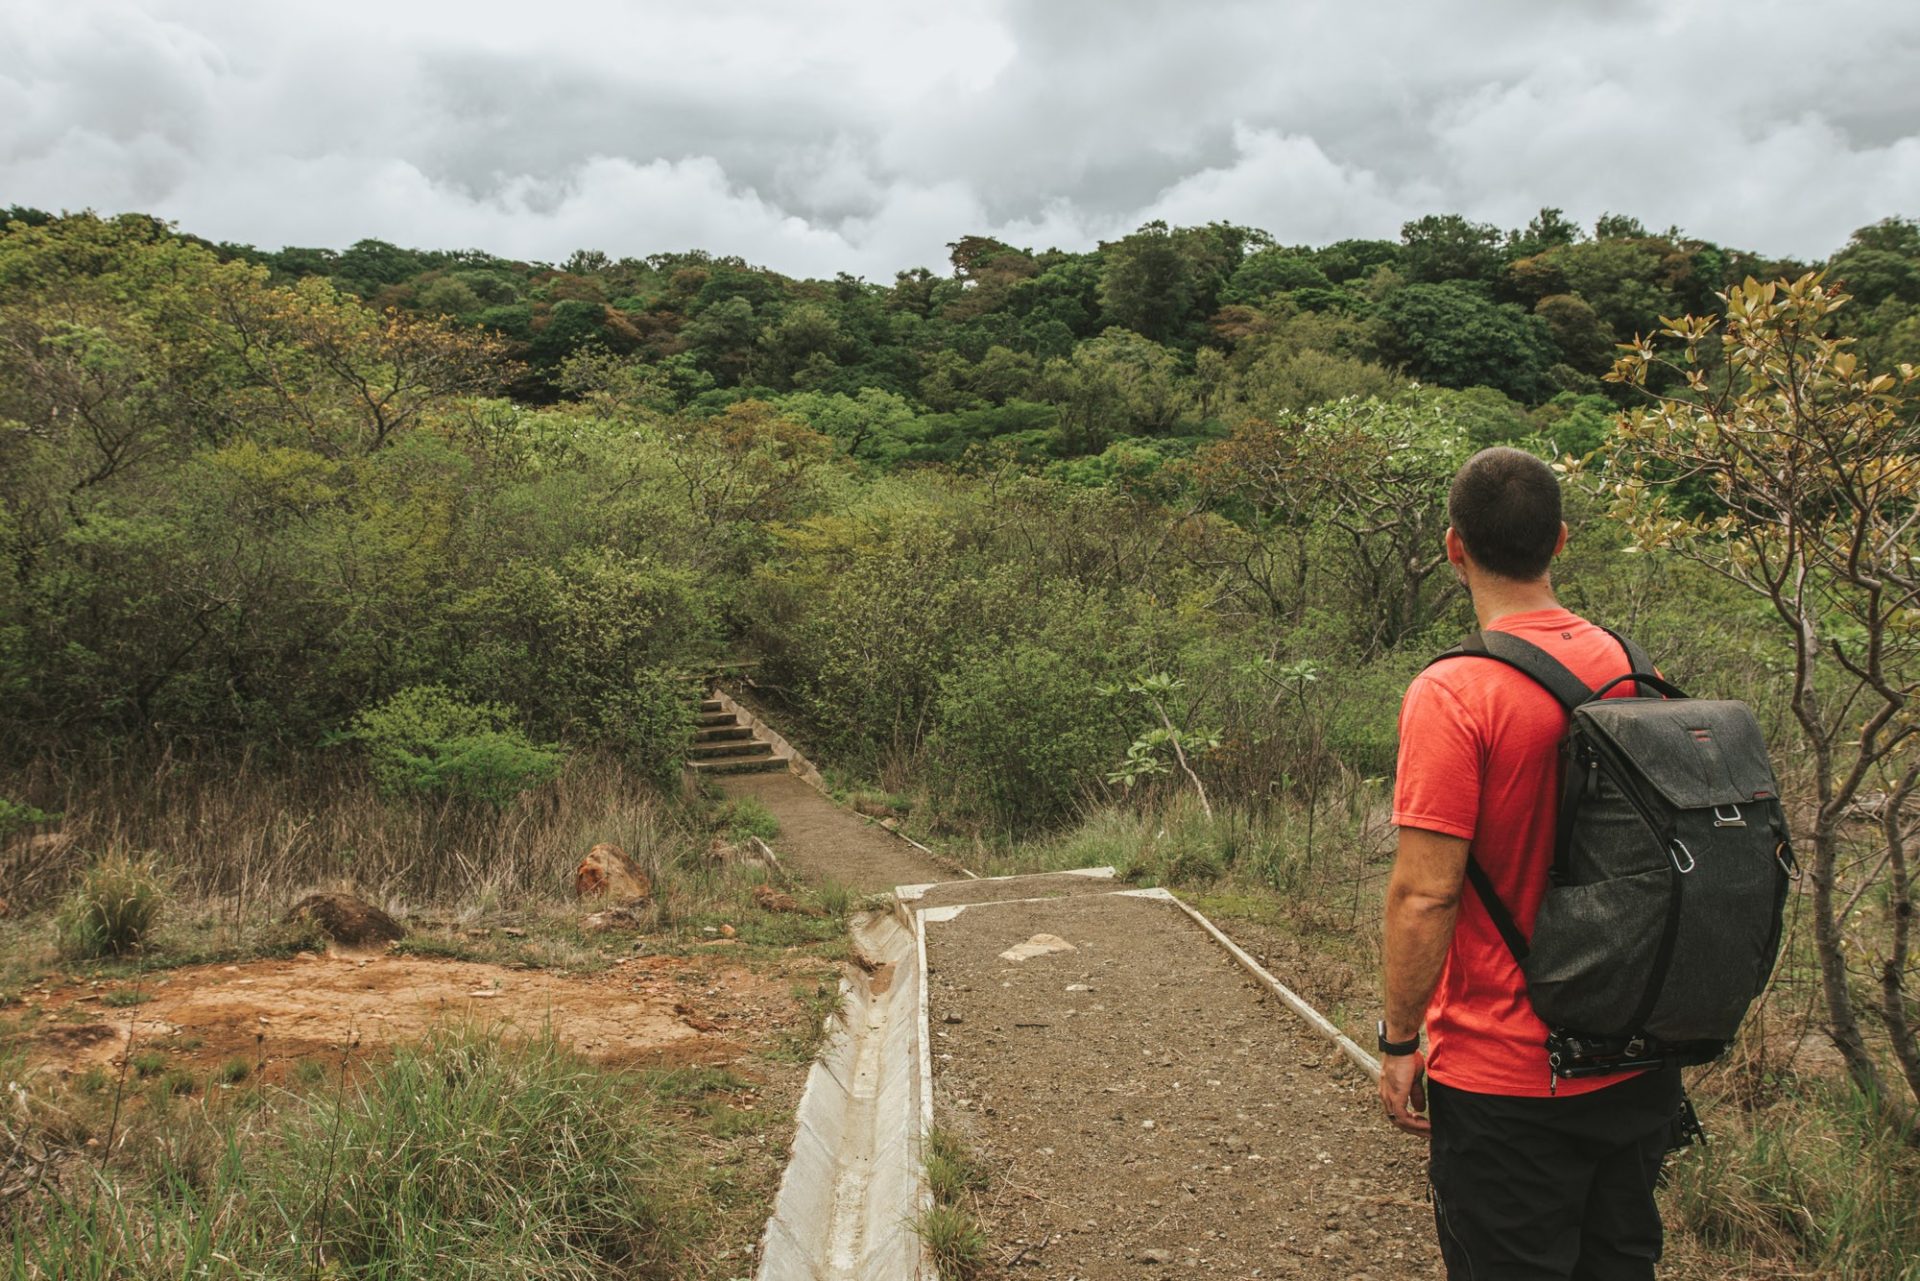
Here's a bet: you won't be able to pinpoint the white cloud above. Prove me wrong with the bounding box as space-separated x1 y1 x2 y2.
3 0 1918 277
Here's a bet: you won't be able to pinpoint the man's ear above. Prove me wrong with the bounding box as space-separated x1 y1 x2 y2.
1553 522 1569 557
1445 526 1468 568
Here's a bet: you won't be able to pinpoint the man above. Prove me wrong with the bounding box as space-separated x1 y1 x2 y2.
1379 447 1680 1279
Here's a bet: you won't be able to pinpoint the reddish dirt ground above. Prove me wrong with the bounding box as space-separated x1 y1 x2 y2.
18 949 815 1085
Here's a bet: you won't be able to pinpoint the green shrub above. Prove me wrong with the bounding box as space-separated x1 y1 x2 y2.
351 685 564 807
0 796 56 840
928 642 1117 827
54 854 164 959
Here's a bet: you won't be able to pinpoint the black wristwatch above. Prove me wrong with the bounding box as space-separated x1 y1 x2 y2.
1377 1021 1421 1057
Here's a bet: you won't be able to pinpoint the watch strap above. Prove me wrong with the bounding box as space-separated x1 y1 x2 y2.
1377 1021 1421 1056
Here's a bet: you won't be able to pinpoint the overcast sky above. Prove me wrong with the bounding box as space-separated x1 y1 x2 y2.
6 0 1919 278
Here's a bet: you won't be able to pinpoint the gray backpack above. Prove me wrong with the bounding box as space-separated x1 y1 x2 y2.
1430 631 1797 1078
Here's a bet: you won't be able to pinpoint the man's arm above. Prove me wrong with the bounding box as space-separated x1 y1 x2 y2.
1377 825 1469 1137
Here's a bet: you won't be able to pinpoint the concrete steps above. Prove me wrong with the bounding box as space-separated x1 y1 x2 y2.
687 697 788 776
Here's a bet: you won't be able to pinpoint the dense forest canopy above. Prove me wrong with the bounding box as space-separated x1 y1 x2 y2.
2 201 1915 780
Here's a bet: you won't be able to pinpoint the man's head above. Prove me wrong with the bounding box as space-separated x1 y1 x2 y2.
1446 447 1566 583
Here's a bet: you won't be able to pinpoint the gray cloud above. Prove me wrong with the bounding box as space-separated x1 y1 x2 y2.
3 0 1916 278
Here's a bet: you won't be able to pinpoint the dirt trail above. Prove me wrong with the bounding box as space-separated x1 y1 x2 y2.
926 892 1443 1278
23 951 810 1084
717 771 945 892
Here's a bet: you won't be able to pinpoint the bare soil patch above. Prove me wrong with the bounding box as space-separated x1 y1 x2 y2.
926 893 1443 1278
17 950 817 1085
718 771 944 891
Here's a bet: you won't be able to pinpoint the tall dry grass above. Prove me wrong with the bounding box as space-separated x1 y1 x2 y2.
0 747 696 914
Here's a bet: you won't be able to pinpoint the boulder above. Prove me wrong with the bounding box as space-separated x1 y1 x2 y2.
574 843 652 901
284 892 405 947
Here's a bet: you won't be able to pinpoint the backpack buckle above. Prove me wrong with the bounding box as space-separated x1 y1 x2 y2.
1669 839 1696 873
1712 804 1746 828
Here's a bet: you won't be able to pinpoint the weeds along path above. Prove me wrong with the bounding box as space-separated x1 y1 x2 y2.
716 771 945 892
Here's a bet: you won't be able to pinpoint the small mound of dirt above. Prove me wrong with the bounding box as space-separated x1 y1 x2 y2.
284 893 405 947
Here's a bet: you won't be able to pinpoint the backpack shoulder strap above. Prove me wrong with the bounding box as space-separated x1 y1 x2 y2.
1464 855 1530 964
1426 629 1596 712
1601 627 1659 699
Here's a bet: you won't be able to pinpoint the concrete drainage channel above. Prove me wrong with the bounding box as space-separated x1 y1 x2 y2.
756 865 1404 1280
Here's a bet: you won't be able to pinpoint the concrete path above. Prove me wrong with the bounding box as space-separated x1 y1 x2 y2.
717 771 945 893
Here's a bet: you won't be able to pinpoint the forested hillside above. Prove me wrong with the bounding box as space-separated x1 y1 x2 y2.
3 203 1916 771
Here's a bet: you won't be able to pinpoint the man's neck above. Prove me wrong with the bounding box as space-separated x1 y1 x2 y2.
1469 576 1562 630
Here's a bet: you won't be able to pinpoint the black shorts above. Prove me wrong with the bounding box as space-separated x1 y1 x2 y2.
1427 1069 1682 1281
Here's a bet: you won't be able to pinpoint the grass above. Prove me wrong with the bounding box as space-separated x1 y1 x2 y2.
53 855 165 959
916 1127 991 1279
1662 1079 1920 1279
714 795 780 843
0 746 846 1278
1 748 690 910
924 1126 988 1205
8 1029 726 1279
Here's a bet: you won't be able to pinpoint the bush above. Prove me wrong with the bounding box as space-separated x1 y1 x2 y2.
0 796 56 840
928 643 1117 827
54 854 164 958
351 685 564 807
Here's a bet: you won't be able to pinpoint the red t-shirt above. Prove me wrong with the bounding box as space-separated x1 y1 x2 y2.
1392 607 1643 1097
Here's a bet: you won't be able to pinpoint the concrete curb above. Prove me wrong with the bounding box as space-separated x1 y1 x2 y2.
756 909 933 1281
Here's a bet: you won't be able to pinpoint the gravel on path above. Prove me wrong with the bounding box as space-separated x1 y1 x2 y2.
716 771 944 893
926 892 1444 1278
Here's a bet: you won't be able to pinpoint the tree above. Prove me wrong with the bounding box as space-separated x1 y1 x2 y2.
1400 214 1505 284
1506 207 1584 260
1036 328 1188 454
1379 282 1556 402
1097 221 1200 343
1602 274 1920 1106
1195 395 1472 650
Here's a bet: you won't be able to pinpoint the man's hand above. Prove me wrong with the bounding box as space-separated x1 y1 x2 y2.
1379 1050 1430 1136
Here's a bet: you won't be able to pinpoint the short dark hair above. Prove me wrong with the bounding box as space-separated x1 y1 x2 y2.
1447 447 1563 580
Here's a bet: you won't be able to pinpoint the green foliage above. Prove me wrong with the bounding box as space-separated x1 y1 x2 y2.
0 797 55 840
351 685 564 808
930 643 1119 825
715 796 780 843
1380 282 1557 401
55 854 165 959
